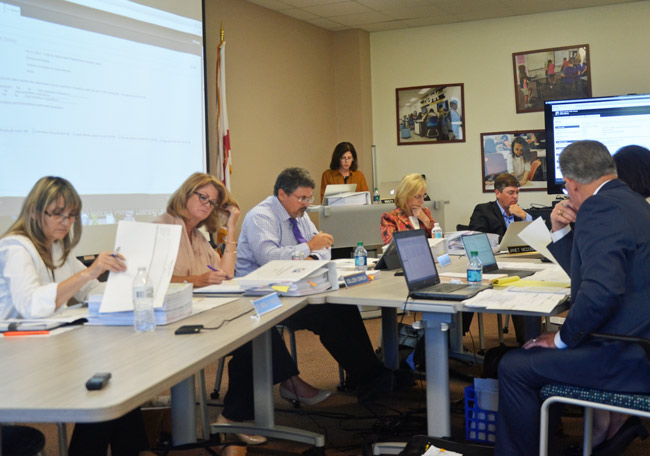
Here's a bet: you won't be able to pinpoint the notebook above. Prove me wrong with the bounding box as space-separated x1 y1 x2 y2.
393 230 489 300
497 221 532 251
461 232 535 277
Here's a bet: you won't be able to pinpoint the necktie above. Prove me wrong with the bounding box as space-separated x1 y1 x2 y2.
289 218 308 244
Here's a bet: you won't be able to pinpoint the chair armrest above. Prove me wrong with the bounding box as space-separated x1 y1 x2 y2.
591 332 650 362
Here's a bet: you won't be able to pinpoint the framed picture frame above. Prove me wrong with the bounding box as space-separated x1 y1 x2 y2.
395 84 465 145
481 130 547 192
513 44 591 113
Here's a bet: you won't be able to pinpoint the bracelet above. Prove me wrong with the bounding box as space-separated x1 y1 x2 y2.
224 248 237 254
226 241 237 245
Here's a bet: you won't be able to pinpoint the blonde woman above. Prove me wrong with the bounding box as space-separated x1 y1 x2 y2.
380 173 435 245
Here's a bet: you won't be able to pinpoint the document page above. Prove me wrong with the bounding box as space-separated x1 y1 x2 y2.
101 221 181 312
462 288 569 313
518 217 558 264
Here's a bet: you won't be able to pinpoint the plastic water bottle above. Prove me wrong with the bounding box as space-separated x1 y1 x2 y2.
132 267 156 332
467 251 483 285
431 222 443 239
354 241 368 271
372 187 381 204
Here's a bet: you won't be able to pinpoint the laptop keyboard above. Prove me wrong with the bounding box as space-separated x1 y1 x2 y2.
427 283 468 293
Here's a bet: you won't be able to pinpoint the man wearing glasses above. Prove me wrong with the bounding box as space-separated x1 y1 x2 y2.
237 167 399 402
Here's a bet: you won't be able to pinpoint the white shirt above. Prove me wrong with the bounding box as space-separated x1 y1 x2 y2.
0 235 98 319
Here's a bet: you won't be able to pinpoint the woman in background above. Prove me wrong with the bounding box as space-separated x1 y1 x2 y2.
320 142 369 202
614 145 650 200
0 176 155 456
155 173 330 446
507 136 541 186
380 173 435 245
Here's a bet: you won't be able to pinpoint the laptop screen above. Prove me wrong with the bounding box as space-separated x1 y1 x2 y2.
393 229 440 290
461 233 498 270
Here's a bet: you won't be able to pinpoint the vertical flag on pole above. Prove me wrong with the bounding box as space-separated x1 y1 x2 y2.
216 32 231 190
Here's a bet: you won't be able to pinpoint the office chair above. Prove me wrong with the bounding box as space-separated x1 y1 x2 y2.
539 333 650 456
0 425 46 456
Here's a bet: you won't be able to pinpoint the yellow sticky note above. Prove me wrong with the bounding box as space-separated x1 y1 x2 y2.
271 285 290 293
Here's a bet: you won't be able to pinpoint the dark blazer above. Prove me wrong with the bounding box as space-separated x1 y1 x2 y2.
548 179 650 347
468 200 524 241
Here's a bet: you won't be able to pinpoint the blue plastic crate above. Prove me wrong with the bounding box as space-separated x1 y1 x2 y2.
464 385 497 444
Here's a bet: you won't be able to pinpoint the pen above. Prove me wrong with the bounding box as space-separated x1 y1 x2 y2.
207 265 232 280
111 247 121 258
3 330 50 337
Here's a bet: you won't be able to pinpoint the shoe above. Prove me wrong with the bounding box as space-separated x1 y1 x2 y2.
222 442 247 456
592 416 649 455
216 413 267 446
279 386 332 406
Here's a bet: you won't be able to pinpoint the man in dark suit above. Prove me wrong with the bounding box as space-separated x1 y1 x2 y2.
468 172 533 342
469 172 532 241
495 141 650 455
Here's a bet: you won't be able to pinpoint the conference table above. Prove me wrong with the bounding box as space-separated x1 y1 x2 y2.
0 295 325 455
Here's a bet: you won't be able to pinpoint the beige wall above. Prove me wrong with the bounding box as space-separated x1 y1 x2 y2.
204 0 373 222
369 1 650 231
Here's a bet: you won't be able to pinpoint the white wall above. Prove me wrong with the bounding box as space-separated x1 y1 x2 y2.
370 1 650 231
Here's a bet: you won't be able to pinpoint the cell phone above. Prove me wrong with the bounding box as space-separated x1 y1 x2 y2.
175 325 204 335
86 372 111 390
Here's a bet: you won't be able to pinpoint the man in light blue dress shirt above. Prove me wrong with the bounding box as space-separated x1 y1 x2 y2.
237 168 399 401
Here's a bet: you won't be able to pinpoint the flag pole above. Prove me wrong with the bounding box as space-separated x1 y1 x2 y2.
220 22 224 44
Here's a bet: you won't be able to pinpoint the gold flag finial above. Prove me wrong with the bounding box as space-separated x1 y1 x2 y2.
220 22 224 43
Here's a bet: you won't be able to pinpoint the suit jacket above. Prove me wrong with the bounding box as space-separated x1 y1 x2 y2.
468 200 524 241
548 179 650 348
380 207 435 245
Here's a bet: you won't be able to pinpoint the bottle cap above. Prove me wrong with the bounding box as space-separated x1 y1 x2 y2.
471 251 478 256
357 241 363 246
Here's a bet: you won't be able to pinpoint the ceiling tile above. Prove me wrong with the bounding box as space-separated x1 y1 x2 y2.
303 1 373 16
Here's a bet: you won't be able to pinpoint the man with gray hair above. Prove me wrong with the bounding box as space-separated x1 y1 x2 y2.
495 140 650 455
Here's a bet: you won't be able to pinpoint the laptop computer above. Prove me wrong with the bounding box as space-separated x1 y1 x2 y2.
393 229 490 300
461 232 536 277
323 183 356 201
375 239 402 270
497 221 532 252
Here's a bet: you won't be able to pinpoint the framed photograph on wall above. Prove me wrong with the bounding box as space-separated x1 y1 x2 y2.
396 84 465 145
481 130 547 192
513 44 591 113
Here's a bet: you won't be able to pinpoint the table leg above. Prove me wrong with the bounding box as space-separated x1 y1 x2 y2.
171 376 198 446
381 307 399 370
422 311 454 438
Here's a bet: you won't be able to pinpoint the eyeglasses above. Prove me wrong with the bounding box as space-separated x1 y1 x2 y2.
193 191 218 208
340 156 353 161
292 193 314 204
44 210 78 223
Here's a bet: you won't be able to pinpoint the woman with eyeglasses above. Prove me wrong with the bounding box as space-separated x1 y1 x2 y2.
0 176 158 456
320 142 369 202
155 173 329 447
380 173 435 245
0 176 126 320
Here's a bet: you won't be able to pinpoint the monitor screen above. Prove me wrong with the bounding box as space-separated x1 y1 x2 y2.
544 93 650 194
0 0 207 255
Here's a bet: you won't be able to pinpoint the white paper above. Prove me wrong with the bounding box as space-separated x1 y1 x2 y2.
517 217 558 264
194 279 244 294
462 288 568 313
100 221 181 312
238 260 330 288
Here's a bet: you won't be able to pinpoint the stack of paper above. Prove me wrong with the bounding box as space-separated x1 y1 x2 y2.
238 260 338 296
194 279 244 294
87 283 193 326
325 191 370 206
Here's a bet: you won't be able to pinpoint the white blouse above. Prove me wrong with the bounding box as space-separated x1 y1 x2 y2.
0 235 98 319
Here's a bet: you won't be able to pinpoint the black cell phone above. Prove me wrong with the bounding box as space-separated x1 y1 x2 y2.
86 372 111 390
175 325 204 335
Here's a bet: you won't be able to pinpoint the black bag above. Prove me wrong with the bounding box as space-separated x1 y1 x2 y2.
481 343 518 379
397 435 494 456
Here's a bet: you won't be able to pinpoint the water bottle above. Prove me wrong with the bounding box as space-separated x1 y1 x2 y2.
132 267 156 332
354 241 368 271
372 187 381 204
291 250 305 260
467 251 483 285
431 222 443 239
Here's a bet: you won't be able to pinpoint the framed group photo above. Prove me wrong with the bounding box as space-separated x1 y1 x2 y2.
396 84 465 145
481 130 547 192
513 44 591 113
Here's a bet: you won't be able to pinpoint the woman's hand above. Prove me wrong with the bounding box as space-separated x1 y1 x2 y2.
86 252 127 280
224 204 240 227
412 206 432 230
195 270 229 288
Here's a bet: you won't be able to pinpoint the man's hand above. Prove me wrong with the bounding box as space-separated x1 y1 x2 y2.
307 232 334 251
509 203 528 220
523 332 557 349
550 201 577 232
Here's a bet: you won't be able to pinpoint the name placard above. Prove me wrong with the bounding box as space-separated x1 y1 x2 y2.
507 245 536 254
343 272 369 288
250 292 283 318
